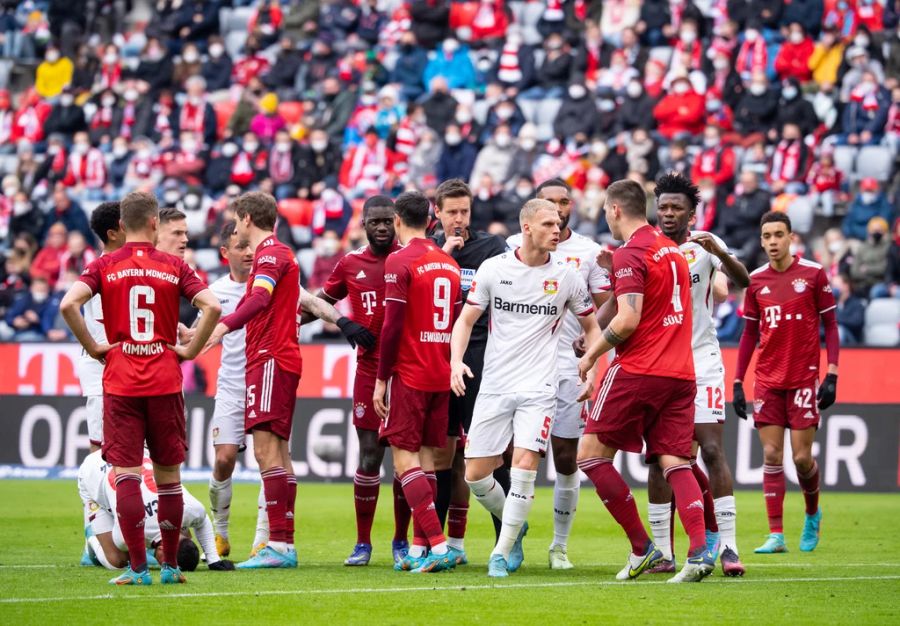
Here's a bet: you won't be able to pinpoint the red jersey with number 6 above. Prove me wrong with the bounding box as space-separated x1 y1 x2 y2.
383 237 462 392
610 225 694 381
322 242 400 378
742 257 836 389
78 242 208 396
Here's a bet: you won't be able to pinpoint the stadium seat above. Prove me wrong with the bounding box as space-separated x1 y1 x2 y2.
297 248 318 278
508 1 527 24
214 100 237 138
855 146 893 182
278 101 304 126
648 46 674 68
450 2 479 29
865 323 899 347
833 145 857 180
786 196 814 234
472 98 491 125
522 25 542 45
518 98 539 123
193 248 221 272
225 31 246 58
0 153 18 176
278 198 314 227
865 298 900 326
227 7 254 34
218 7 232 34
536 98 563 128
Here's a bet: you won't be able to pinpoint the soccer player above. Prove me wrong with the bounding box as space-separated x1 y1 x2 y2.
156 208 189 258
430 179 508 563
451 198 601 578
60 190 222 586
78 450 234 572
312 196 412 567
733 211 839 554
374 191 462 574
576 179 715 584
206 192 302 569
507 179 611 570
648 173 750 576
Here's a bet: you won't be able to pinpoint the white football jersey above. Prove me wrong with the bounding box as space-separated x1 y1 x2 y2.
467 251 594 394
507 232 609 376
209 274 248 403
75 292 108 396
680 231 729 358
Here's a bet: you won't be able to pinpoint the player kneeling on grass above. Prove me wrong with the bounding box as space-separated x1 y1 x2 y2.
373 191 463 574
451 199 600 578
78 450 235 573
733 211 838 554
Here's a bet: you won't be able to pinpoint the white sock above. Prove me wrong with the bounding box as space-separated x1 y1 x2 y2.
208 477 233 538
551 472 580 549
269 540 287 554
492 468 537 559
408 544 426 558
714 496 738 555
252 483 269 547
648 502 673 561
431 542 448 555
447 537 464 550
466 475 506 520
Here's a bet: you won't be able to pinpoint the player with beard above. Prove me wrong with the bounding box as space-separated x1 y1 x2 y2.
429 179 508 564
648 173 750 576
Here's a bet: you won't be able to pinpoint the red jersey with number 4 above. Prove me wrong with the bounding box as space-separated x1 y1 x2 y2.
78 242 207 396
322 242 400 378
244 235 302 375
742 257 836 389
384 237 462 392
610 225 694 381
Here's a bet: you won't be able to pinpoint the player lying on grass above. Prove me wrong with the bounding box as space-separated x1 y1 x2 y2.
78 450 234 572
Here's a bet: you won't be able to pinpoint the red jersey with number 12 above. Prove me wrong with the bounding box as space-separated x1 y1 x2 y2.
244 235 302 375
322 242 400 378
78 242 207 396
742 257 836 389
610 225 694 381
384 238 462 392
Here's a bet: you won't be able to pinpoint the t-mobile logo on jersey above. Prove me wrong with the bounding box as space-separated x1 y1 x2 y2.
360 291 377 316
764 305 782 328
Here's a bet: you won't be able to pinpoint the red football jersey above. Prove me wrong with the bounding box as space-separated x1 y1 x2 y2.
322 242 400 378
78 242 207 396
383 237 462 392
245 235 302 375
610 225 695 381
742 257 836 389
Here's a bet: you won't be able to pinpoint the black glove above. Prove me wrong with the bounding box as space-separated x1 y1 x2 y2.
817 373 837 410
208 559 235 571
337 317 376 350
732 381 747 420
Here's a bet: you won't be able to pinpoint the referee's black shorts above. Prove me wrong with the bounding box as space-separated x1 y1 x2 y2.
447 344 485 437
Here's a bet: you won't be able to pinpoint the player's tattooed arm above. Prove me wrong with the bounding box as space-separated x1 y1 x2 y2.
299 286 342 324
299 287 339 325
603 326 627 346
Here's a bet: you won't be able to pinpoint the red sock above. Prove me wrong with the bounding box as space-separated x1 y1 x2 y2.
400 468 446 549
353 470 380 545
798 461 820 516
261 466 288 543
392 473 411 543
448 502 469 540
763 464 785 533
114 473 147 572
691 461 718 532
664 464 707 555
578 457 649 555
157 482 184 567
286 474 297 545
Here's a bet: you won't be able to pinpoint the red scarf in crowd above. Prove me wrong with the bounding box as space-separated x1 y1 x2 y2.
735 38 767 77
497 41 522 84
67 149 107 188
231 151 255 186
270 148 293 183
99 63 121 91
771 140 804 183
543 0 564 21
91 105 115 131
0 109 12 144
179 100 206 136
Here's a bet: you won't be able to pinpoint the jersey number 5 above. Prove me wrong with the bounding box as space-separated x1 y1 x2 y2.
129 285 155 341
433 277 451 330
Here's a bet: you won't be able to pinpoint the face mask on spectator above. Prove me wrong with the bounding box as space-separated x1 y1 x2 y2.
861 192 876 203
244 141 259 153
599 98 615 112
311 140 328 153
520 137 536 151
60 94 74 106
703 134 718 148
222 143 238 157
318 238 340 256
750 82 766 96
444 132 461 146
706 98 721 112
854 34 870 48
73 142 90 155
713 57 729 71
456 110 472 124
828 241 843 254
102 95 116 107
183 195 201 209
790 32 804 45
164 191 181 204
146 47 164 61
568 85 587 99
744 30 759 43
477 188 491 201
183 50 199 63
495 133 511 148
209 43 224 58
672 81 689 95
680 29 697 44
32 290 48 304
103 52 118 64
626 82 642 98
4 185 16 197
48 145 61 155
46 50 60 63
443 39 459 55
182 140 198 153
137 147 151 159
124 89 139 102
516 183 532 198
113 145 128 158
782 85 798 100
13 201 29 215
496 106 513 120
275 141 291 152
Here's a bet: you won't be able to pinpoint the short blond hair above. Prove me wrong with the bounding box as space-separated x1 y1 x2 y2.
519 198 557 229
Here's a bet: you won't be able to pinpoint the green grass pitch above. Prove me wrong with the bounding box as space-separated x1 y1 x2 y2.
1 480 898 624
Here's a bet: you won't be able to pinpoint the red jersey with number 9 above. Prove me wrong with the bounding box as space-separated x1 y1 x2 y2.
78 242 208 397
610 225 695 381
383 237 462 392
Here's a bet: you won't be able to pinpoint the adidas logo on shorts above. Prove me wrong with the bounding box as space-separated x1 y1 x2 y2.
249 410 257 418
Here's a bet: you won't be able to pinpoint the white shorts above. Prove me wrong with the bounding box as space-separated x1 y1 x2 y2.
553 377 586 439
85 395 103 445
694 358 726 425
211 396 246 447
465 391 556 458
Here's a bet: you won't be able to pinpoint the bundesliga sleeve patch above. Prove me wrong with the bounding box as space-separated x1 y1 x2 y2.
253 274 277 293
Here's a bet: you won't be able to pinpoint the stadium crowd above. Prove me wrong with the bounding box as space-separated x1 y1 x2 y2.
0 0 897 345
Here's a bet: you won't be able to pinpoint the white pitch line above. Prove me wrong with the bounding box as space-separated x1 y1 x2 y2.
1 575 899 605
4 562 900 570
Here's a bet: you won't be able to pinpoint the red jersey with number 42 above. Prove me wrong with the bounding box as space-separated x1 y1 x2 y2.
610 225 694 381
742 257 836 389
78 242 207 396
384 238 462 392
244 235 302 375
322 242 400 378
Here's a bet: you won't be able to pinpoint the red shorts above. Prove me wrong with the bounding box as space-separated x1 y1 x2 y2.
245 359 300 441
103 393 186 467
352 372 380 432
584 366 695 462
753 381 820 430
379 375 449 452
